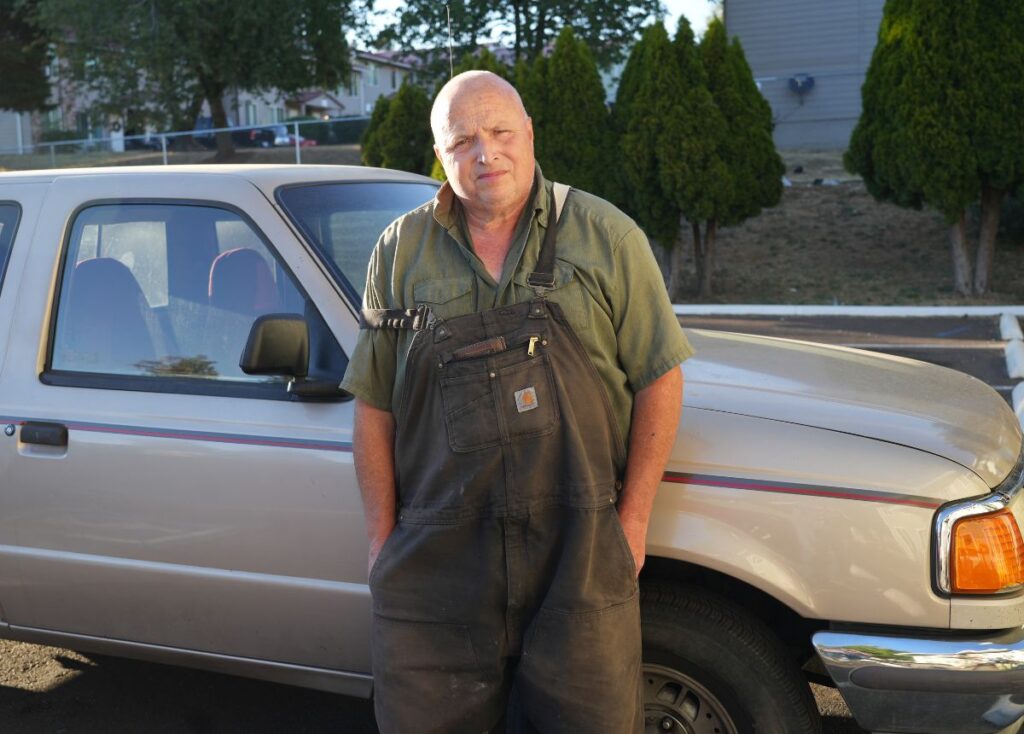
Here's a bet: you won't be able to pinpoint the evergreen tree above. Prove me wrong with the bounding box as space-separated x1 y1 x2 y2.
621 25 687 247
619 21 727 300
697 19 783 297
377 82 433 175
607 22 659 212
515 54 549 142
845 0 1024 295
360 94 392 167
525 28 610 195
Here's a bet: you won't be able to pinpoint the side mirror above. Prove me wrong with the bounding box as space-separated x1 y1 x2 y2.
240 314 309 377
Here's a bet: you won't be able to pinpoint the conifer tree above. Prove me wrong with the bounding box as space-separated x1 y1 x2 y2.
620 25 681 249
525 28 611 195
845 0 1024 295
607 23 659 213
697 18 783 297
619 21 727 299
515 54 549 148
377 82 434 175
360 95 392 167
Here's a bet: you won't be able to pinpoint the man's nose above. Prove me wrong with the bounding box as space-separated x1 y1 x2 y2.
475 137 496 163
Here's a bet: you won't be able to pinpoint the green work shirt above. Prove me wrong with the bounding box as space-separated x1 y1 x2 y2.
340 168 694 444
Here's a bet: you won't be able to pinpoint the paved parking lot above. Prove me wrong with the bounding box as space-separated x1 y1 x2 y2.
679 313 1017 402
3 313 1013 733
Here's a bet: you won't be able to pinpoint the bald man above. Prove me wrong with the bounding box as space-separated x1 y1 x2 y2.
341 71 693 732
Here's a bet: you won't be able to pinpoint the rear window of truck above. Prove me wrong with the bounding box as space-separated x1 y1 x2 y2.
0 203 20 293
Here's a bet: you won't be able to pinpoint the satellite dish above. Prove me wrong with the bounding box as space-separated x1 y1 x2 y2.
788 74 815 96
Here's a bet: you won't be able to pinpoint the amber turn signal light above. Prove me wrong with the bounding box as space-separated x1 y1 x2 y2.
951 509 1024 594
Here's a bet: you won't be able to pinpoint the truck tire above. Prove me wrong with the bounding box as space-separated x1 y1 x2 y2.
641 582 822 734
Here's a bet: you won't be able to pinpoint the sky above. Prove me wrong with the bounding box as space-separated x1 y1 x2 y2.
664 0 717 36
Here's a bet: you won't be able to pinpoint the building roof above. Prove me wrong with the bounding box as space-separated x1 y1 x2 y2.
355 49 418 71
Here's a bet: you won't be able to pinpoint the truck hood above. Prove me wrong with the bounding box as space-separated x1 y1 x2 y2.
682 329 1022 488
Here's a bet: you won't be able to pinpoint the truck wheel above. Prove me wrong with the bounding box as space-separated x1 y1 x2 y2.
641 582 822 734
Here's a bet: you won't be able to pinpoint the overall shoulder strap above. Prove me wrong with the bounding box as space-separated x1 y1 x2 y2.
526 182 571 291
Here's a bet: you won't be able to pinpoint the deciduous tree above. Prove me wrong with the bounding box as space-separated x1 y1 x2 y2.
383 0 660 72
0 0 51 113
36 0 359 157
845 0 1024 295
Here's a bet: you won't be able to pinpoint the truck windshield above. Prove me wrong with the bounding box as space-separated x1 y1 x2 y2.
277 181 437 304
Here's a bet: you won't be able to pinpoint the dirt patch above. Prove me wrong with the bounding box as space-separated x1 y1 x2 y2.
683 150 1024 305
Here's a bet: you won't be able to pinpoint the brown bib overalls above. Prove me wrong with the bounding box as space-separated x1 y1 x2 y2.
364 187 643 733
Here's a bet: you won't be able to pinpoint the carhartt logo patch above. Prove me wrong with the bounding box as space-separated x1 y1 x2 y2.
515 387 538 413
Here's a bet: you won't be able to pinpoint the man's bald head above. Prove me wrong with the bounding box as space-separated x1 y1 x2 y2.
430 71 529 144
430 70 536 220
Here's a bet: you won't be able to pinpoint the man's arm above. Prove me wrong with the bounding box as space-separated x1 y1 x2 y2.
353 398 398 577
617 365 684 576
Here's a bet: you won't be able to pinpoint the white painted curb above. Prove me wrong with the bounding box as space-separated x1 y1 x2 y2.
674 304 1024 317
1006 341 1024 380
1014 384 1024 422
1001 313 1024 341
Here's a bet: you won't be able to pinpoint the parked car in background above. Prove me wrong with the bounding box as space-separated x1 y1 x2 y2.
289 132 317 148
192 123 291 149
0 165 1021 734
123 135 162 151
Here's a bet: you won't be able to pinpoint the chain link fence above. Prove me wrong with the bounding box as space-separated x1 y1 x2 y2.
0 117 371 170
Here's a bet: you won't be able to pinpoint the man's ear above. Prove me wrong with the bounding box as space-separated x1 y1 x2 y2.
526 116 534 142
433 144 441 161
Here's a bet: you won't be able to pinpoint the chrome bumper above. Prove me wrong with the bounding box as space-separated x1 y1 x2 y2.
813 627 1024 733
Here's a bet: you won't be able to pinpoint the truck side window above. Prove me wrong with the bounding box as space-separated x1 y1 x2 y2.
49 202 324 388
0 204 19 293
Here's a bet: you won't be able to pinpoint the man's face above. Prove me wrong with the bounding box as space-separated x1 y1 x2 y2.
433 84 536 216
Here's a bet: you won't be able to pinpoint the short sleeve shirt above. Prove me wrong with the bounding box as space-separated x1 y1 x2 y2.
340 167 694 444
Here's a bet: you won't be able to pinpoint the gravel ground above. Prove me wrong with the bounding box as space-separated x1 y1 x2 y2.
0 639 864 733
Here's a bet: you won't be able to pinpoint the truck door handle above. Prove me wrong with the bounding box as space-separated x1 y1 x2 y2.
21 421 69 447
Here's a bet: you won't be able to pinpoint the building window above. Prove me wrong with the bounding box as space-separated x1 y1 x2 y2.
43 108 63 132
391 69 397 89
275 107 285 122
369 64 378 86
245 101 257 126
347 71 360 96
75 112 90 136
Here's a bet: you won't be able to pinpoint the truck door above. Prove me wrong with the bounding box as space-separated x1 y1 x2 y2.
0 173 371 678
0 181 47 629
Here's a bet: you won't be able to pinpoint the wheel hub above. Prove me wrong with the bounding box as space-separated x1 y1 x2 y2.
642 663 738 734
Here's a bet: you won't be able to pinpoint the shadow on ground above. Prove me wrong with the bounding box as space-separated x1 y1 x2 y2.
0 643 864 733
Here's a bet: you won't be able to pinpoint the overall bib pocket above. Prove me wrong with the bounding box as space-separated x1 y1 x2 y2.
441 350 560 453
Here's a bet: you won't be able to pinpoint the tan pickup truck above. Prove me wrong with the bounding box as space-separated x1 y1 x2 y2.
0 165 1021 734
